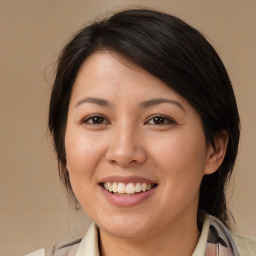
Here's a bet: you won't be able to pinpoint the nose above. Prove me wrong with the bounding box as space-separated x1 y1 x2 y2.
105 124 147 167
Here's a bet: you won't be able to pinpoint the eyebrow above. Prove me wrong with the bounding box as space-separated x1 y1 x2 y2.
140 98 185 112
75 97 110 108
74 97 185 112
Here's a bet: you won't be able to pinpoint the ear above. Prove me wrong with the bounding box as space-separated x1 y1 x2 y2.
204 130 229 175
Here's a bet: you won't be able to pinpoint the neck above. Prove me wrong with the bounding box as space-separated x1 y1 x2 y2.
99 212 200 256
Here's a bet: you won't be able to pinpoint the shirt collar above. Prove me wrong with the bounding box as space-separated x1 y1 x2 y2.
76 222 100 256
75 213 237 256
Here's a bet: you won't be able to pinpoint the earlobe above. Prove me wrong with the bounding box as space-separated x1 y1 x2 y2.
204 130 229 175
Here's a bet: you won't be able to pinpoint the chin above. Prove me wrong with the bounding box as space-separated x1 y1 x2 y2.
97 213 155 239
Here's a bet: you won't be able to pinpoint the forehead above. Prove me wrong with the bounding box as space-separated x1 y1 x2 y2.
70 50 188 106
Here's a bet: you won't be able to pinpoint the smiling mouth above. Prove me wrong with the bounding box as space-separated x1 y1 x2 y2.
101 182 157 196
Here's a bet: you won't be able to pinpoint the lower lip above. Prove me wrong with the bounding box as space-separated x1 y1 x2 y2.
99 185 156 207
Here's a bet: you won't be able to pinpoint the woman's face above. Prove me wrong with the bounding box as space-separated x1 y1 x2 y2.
65 50 218 239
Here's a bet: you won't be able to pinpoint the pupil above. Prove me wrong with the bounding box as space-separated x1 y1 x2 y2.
93 117 102 123
154 117 164 124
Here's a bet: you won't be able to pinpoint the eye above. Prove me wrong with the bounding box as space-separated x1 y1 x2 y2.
83 115 109 125
146 115 175 125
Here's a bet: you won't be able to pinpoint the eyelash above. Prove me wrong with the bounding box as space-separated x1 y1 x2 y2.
82 114 175 126
145 115 176 125
82 115 110 125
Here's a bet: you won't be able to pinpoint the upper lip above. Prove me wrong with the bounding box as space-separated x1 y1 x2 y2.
98 175 157 184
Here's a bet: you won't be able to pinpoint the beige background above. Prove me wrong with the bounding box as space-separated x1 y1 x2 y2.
0 1 255 255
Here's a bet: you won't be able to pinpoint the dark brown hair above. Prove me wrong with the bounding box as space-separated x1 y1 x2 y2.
48 8 240 226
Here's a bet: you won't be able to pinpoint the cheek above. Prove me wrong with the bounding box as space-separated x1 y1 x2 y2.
65 128 104 179
150 131 207 201
64 129 105 208
152 131 207 173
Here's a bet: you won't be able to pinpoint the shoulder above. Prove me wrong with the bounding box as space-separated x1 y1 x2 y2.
25 248 45 256
205 213 256 256
231 231 256 256
25 223 99 256
25 237 82 256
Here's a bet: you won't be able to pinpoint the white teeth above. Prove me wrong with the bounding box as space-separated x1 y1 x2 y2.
126 183 135 193
117 183 126 193
112 182 118 193
108 182 113 192
135 183 142 192
142 183 147 192
147 184 152 191
103 182 155 194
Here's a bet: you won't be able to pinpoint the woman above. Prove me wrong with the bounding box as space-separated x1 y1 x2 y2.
27 8 255 256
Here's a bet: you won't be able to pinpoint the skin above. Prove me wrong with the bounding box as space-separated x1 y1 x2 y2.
65 50 228 256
